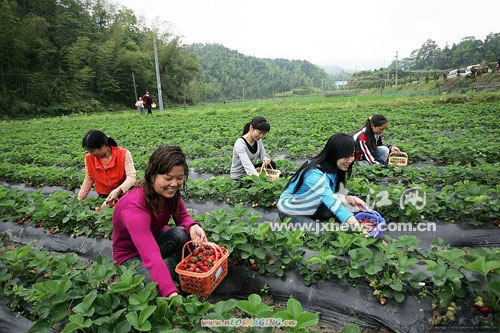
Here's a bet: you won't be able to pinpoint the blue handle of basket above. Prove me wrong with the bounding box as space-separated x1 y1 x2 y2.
360 208 382 218
359 208 386 238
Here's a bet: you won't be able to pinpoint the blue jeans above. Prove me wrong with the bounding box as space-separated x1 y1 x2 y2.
278 203 335 223
359 146 390 166
123 226 190 284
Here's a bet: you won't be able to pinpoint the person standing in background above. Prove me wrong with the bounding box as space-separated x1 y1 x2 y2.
135 96 145 115
142 90 155 115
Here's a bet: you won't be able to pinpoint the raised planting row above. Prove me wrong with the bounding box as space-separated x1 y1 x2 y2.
1 164 499 228
0 238 322 333
1 185 500 327
0 96 499 174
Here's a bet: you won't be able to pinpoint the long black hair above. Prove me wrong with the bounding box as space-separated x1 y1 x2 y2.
242 117 270 135
141 145 188 216
284 133 355 193
362 114 387 151
82 130 118 149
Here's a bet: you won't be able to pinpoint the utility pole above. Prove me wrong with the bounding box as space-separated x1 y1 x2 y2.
153 34 164 111
132 72 138 101
321 79 324 96
182 75 187 110
271 71 275 99
242 84 245 101
395 51 398 87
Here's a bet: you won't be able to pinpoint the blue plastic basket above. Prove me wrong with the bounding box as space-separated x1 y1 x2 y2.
354 209 386 238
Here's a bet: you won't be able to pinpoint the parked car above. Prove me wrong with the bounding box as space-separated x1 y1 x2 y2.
447 69 466 78
465 64 490 77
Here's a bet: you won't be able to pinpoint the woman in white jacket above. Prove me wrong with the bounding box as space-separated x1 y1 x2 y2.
230 116 276 180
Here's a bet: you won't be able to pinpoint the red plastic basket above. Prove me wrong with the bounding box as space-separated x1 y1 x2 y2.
175 241 229 296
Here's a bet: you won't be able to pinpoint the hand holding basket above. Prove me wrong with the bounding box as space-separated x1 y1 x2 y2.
256 165 281 182
175 241 229 296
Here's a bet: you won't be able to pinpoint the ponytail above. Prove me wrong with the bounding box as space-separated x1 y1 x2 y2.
82 130 118 149
242 122 252 135
363 114 387 151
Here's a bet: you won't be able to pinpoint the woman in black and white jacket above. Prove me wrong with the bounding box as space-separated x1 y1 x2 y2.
353 114 400 166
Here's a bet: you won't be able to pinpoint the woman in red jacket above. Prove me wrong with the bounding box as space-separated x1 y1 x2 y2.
353 115 400 166
78 130 137 205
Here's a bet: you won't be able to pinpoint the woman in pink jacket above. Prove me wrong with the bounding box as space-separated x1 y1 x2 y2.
112 145 206 298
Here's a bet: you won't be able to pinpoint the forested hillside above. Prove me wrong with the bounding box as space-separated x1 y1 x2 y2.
187 43 333 102
349 33 500 89
2 0 499 116
397 34 500 71
0 0 198 117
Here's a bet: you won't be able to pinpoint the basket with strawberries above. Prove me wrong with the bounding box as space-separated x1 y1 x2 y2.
175 241 230 296
354 209 386 238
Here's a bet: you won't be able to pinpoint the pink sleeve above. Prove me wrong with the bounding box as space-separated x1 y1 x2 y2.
174 197 199 233
120 206 178 297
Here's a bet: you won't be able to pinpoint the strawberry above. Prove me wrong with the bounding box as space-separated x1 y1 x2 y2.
379 297 387 305
250 263 258 271
479 306 490 316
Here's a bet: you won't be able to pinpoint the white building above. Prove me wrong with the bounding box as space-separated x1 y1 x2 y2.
335 81 348 90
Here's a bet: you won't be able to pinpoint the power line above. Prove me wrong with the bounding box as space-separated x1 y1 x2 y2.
0 72 134 79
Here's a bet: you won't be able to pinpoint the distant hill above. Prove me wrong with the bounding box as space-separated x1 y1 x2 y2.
319 65 353 82
186 43 334 102
320 65 349 75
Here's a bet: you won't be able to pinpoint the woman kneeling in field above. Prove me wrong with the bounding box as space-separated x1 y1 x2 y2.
112 145 207 298
78 130 136 206
230 116 276 180
353 114 401 166
278 133 366 226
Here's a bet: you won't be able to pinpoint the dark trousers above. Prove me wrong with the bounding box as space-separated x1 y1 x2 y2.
123 226 190 285
146 104 152 114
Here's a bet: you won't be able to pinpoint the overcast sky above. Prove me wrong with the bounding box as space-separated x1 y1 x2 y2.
114 0 499 70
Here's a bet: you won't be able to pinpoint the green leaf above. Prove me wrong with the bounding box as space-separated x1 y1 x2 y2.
490 279 500 297
444 269 464 282
287 298 302 319
138 305 156 325
213 299 238 314
342 323 362 333
390 282 403 292
464 257 487 275
437 249 465 263
296 312 319 329
236 294 271 316
364 263 383 275
126 312 139 327
254 248 266 259
72 290 97 315
394 292 405 303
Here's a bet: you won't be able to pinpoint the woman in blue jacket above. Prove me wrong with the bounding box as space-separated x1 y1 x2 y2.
278 133 366 225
